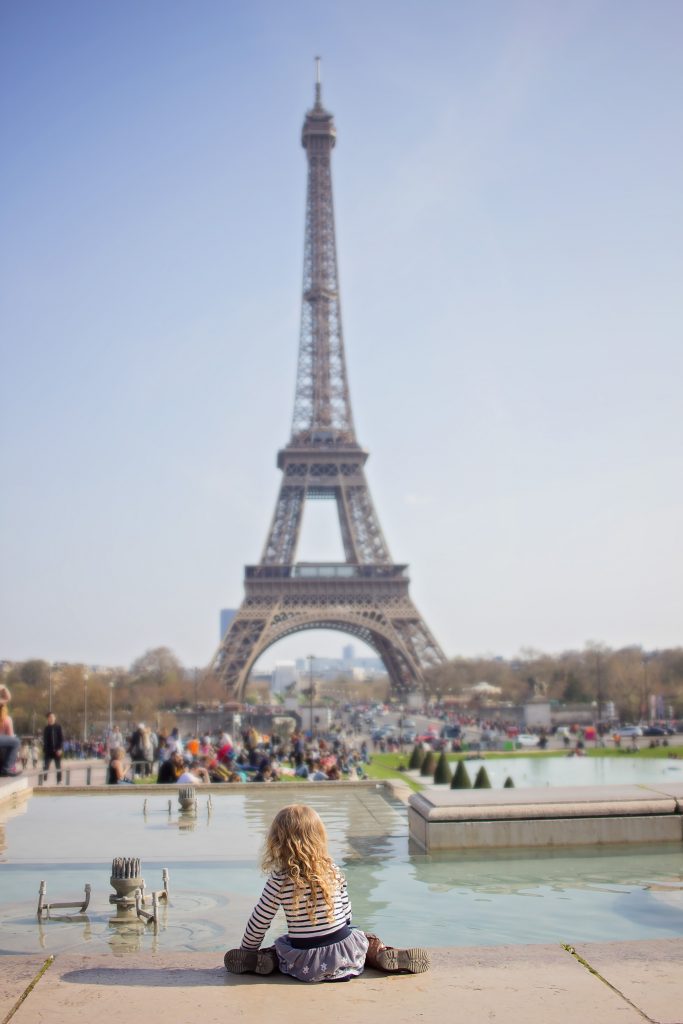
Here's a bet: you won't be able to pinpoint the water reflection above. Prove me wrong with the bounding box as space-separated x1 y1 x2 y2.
36 914 93 949
404 843 683 896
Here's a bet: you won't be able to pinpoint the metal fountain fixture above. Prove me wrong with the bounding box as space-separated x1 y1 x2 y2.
178 786 197 812
37 880 91 918
37 857 169 929
110 857 169 926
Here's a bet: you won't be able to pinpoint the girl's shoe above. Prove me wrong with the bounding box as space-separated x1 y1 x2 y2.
364 933 430 974
224 946 277 975
374 946 430 974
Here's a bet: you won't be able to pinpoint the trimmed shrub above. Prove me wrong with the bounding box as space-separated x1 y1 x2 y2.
420 750 436 776
408 745 424 771
473 765 492 788
433 750 452 785
503 776 515 788
450 760 472 789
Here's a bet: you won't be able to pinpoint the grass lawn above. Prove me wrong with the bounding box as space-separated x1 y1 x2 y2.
364 754 424 791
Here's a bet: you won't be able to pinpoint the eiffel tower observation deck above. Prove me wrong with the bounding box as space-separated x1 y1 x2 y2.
212 61 445 699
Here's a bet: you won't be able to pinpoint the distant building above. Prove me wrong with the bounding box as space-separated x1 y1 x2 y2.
220 609 237 640
342 643 355 663
272 661 299 695
294 652 384 681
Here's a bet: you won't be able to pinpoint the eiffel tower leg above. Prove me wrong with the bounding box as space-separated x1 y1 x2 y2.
261 485 305 565
212 602 279 698
336 476 391 564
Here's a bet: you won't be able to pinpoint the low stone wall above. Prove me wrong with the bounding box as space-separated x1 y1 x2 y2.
0 776 31 814
409 782 683 850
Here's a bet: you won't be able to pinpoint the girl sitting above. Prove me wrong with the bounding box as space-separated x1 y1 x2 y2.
224 803 429 982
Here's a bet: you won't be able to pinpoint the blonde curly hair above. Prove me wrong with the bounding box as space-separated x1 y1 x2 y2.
262 804 341 924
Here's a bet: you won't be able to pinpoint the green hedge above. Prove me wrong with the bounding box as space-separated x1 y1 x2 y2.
450 760 472 789
408 745 424 770
433 750 452 785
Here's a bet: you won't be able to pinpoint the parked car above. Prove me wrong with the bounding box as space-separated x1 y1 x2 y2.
440 724 462 740
642 725 666 737
615 725 643 738
516 734 539 747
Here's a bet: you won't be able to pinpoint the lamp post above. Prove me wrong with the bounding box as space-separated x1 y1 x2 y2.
595 651 603 726
83 675 88 744
48 664 52 712
109 680 115 731
308 655 315 739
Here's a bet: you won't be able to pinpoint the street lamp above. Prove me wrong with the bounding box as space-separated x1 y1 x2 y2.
595 651 604 726
83 675 88 744
48 664 53 712
109 680 115 731
308 655 315 739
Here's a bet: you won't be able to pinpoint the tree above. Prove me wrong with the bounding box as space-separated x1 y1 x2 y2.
562 673 589 703
433 751 452 785
408 745 424 770
451 761 472 789
129 647 183 687
20 660 50 689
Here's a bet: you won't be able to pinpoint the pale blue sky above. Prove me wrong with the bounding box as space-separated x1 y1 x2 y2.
1 0 681 671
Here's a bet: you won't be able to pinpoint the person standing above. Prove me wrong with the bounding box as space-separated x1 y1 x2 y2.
43 711 64 784
0 685 21 777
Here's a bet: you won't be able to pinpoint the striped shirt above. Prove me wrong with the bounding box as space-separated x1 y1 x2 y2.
241 866 352 949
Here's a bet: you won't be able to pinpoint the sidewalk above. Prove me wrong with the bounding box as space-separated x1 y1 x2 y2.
1 940 681 1024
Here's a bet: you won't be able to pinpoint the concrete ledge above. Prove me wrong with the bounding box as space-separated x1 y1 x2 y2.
0 775 31 810
4 942 682 1024
32 779 382 796
409 782 683 849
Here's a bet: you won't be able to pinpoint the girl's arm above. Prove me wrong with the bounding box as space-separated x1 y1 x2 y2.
340 875 352 923
240 874 283 950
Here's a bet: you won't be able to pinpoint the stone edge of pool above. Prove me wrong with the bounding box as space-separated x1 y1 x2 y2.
1 940 682 1024
409 780 683 849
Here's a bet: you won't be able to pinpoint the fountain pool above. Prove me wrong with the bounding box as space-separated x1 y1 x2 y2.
1 786 681 957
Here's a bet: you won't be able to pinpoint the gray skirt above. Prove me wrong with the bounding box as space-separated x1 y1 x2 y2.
274 928 369 983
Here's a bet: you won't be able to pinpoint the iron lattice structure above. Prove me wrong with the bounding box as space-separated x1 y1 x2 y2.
212 68 445 698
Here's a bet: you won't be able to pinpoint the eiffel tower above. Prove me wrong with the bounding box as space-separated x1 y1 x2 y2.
212 63 445 699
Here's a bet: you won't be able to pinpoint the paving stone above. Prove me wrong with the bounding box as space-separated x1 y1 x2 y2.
0 955 52 1019
9 945 648 1024
570 938 683 1024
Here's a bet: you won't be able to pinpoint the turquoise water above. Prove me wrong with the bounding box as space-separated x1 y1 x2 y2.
0 788 681 956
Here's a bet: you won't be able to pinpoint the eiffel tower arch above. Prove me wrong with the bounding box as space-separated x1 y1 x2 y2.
212 63 446 699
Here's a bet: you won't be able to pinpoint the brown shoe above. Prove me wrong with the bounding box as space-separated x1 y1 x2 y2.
364 933 429 974
224 946 277 975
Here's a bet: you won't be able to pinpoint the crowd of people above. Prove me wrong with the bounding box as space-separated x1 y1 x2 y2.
106 723 371 785
0 681 371 786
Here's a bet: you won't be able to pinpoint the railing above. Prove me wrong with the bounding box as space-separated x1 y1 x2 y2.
246 563 407 580
36 760 154 787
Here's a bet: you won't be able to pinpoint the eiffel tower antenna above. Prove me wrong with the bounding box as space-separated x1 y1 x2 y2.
315 55 321 104
211 68 445 698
